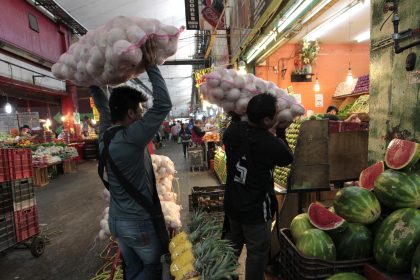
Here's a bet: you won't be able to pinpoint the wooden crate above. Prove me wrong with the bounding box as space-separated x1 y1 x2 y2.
63 159 77 174
33 167 48 188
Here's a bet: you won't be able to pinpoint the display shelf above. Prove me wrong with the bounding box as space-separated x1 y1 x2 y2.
332 91 368 99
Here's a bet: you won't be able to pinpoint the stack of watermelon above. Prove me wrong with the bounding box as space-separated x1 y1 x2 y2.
289 138 420 279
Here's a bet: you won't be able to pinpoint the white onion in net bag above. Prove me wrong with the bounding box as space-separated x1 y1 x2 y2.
51 16 184 86
201 68 305 124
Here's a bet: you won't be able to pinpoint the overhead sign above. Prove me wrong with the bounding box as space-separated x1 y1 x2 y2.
194 68 213 88
184 0 225 30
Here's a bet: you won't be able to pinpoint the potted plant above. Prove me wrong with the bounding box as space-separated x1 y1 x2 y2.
299 40 320 74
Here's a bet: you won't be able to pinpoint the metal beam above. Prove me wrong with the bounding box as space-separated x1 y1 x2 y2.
163 59 209 66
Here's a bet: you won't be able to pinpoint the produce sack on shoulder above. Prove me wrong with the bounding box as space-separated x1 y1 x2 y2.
51 16 184 86
200 67 305 127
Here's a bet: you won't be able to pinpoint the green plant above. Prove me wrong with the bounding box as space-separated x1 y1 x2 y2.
299 40 320 65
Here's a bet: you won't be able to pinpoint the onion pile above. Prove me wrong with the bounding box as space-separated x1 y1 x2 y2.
200 67 305 127
151 154 182 229
51 16 184 86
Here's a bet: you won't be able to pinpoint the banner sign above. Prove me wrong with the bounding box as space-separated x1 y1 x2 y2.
184 0 225 30
194 68 213 88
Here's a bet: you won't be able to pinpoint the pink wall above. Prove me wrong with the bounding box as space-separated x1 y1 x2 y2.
0 0 71 63
255 43 370 114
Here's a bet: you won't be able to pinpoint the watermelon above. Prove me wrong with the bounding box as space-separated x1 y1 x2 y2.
326 273 367 280
413 243 420 280
374 170 420 209
385 139 420 170
373 208 420 272
368 215 385 238
333 223 373 260
290 213 314 241
334 187 381 225
308 203 345 230
359 161 384 190
296 228 336 261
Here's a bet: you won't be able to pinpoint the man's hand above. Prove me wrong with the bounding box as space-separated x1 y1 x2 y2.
141 37 158 66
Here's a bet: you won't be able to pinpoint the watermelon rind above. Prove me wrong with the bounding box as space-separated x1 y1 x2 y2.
373 208 420 273
333 223 373 261
359 161 385 191
326 272 367 280
413 243 420 280
385 139 420 170
308 203 345 231
334 187 381 225
374 170 420 209
296 228 336 261
290 213 314 241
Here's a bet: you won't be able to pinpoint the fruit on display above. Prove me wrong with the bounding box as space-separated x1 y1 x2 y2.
358 161 384 191
333 223 373 260
367 215 385 238
290 213 314 241
385 139 420 170
296 228 336 261
373 208 420 272
337 102 355 119
353 75 369 94
214 148 226 184
200 67 305 126
326 273 367 280
374 169 420 209
333 186 381 225
307 203 345 231
52 16 183 86
169 211 238 279
349 95 369 114
412 243 420 280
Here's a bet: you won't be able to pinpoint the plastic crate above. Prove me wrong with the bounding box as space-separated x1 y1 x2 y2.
188 148 204 168
6 149 33 180
0 214 16 252
278 229 371 280
328 121 342 133
14 205 40 242
0 181 13 217
341 122 363 132
11 179 35 204
0 150 10 183
189 186 225 212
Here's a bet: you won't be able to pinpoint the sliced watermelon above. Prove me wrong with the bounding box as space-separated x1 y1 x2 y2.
385 139 420 170
359 161 385 190
308 203 345 231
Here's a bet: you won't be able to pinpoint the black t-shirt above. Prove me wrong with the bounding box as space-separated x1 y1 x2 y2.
324 114 339 121
223 122 293 224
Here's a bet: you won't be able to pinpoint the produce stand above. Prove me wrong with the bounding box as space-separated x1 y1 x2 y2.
213 147 226 185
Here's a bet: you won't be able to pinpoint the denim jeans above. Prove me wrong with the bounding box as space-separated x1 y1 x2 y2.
109 216 163 280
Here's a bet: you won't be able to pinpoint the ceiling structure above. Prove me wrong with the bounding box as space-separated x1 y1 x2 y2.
53 0 199 117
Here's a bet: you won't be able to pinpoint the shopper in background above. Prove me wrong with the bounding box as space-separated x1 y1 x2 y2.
191 120 205 146
324 105 360 122
82 116 91 137
170 122 179 142
178 123 191 158
223 93 293 280
90 39 172 280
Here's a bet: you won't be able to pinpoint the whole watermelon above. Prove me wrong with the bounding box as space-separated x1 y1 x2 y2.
326 273 367 280
334 187 381 224
373 208 420 272
368 215 385 238
290 213 314 241
334 223 373 260
374 170 420 209
413 243 420 280
296 228 336 261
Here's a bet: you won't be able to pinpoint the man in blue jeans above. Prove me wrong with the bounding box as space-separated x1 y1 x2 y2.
90 39 172 280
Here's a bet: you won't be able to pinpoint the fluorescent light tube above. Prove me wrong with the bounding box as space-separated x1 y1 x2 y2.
355 30 370 42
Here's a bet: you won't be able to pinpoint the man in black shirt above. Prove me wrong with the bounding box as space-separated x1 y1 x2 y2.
223 93 293 280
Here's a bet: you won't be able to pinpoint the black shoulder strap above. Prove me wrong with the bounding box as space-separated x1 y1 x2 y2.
98 126 169 253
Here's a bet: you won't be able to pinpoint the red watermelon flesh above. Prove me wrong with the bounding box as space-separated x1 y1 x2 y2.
308 203 345 230
359 161 385 190
385 139 420 170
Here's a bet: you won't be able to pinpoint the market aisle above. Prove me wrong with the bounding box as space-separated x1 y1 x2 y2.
0 161 107 280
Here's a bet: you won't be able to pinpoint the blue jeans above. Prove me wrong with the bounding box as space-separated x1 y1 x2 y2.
109 216 163 280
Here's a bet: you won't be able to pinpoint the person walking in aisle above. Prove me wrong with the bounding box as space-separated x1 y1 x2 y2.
191 120 205 146
223 93 293 280
178 123 191 157
90 39 172 280
171 122 179 142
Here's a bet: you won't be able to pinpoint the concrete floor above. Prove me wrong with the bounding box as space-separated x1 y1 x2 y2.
0 141 276 280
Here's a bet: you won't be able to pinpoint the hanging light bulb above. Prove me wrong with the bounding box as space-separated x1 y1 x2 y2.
45 118 52 130
5 102 12 114
314 75 320 92
91 119 97 125
61 116 66 122
346 63 353 85
237 60 247 75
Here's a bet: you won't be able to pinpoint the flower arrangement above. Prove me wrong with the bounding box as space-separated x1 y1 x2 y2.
299 40 320 65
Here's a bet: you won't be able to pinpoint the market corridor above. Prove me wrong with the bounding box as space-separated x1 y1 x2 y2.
0 141 218 279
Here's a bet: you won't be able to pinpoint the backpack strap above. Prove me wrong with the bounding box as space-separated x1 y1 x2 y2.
98 126 169 253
